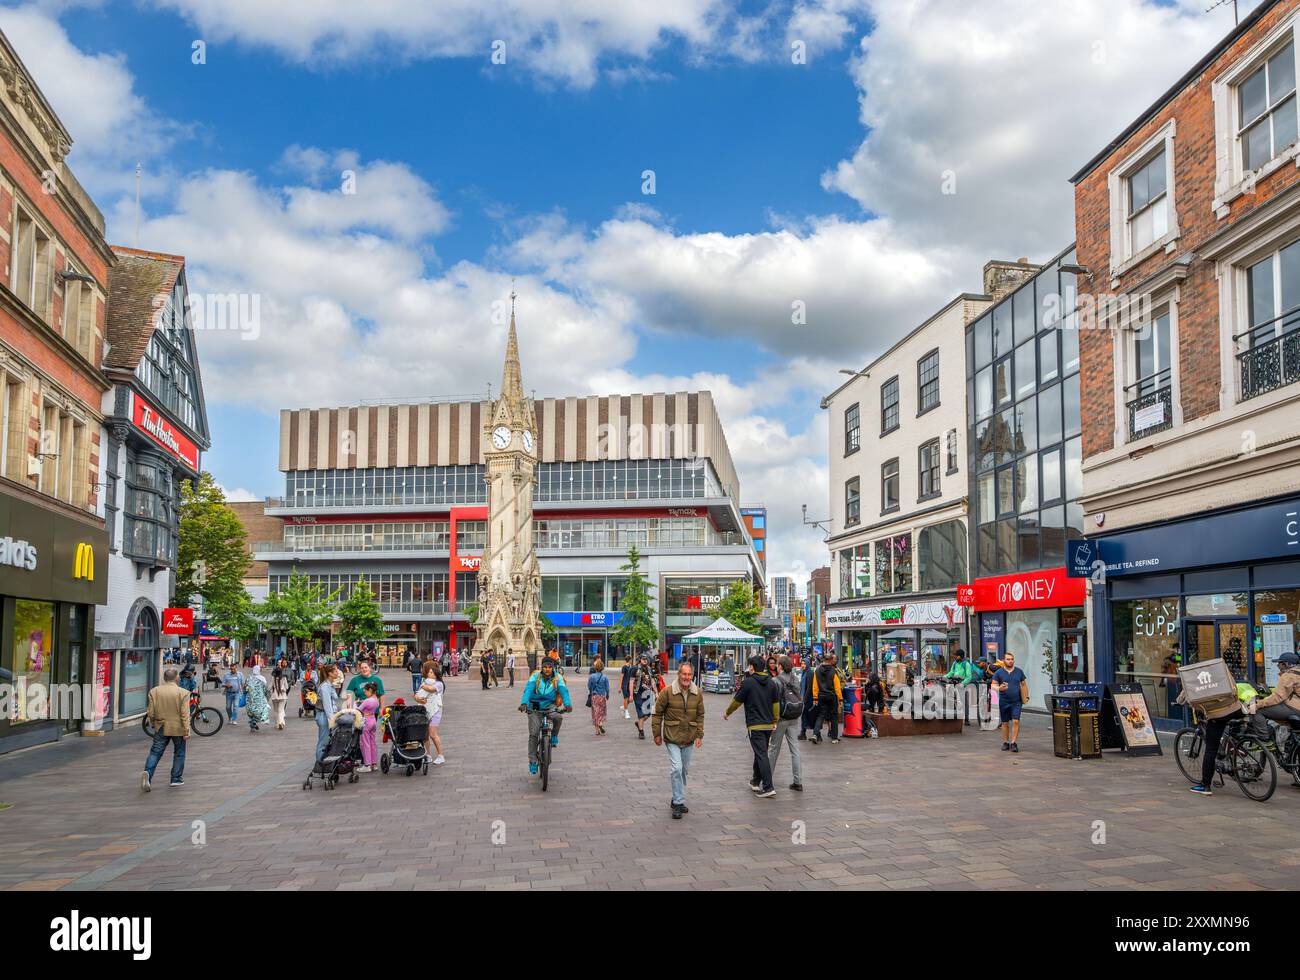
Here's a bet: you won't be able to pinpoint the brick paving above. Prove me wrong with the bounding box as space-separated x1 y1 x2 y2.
1 669 1299 891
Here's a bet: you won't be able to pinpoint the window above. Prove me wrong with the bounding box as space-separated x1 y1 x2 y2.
1239 40 1298 173
945 429 958 474
917 349 939 414
1127 147 1169 253
918 439 940 499
12 207 51 318
844 402 860 455
1134 312 1172 395
844 477 861 526
917 520 966 592
880 377 899 433
881 458 899 512
1240 239 1300 399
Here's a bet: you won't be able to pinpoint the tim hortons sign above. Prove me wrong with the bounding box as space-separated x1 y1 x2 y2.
132 394 199 470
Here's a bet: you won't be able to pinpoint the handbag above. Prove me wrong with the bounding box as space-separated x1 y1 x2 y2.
237 690 248 708
585 693 593 708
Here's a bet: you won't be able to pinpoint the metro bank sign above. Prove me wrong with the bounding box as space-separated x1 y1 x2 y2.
132 393 199 470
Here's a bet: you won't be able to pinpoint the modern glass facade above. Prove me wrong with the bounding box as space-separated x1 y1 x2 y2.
282 458 719 508
968 247 1084 577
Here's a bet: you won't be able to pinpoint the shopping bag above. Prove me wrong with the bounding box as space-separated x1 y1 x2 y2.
237 691 247 709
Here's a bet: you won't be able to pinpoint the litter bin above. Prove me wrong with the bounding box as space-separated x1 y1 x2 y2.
842 684 863 737
1051 691 1101 759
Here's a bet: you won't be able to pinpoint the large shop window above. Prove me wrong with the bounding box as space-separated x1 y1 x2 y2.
874 533 912 595
11 600 54 724
1255 589 1300 686
1006 609 1057 694
1112 596 1182 721
838 544 871 600
917 520 966 592
121 609 158 717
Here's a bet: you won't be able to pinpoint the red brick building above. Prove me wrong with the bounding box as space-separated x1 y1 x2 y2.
0 31 111 751
1070 0 1300 726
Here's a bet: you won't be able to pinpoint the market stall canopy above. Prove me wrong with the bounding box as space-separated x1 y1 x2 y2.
682 617 765 646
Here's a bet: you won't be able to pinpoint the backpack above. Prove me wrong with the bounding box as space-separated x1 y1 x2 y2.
779 675 803 720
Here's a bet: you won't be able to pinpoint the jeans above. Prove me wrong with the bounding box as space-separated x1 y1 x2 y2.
315 711 330 762
800 697 815 734
144 731 186 783
412 674 422 694
749 729 774 791
769 719 803 785
665 742 694 805
527 710 564 764
225 693 239 722
815 697 840 739
508 668 515 687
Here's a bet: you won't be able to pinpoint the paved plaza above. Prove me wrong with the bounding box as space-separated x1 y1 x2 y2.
1 669 1298 891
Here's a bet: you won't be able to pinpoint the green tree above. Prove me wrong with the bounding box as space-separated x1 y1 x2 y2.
204 589 262 648
262 569 339 657
717 578 762 635
335 577 387 651
174 472 251 611
611 544 658 658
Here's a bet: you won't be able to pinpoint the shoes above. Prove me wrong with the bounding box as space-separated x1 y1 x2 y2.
550 735 559 747
1010 743 1019 753
433 756 445 765
169 778 184 787
830 738 841 744
757 789 776 798
1002 741 1011 751
810 734 822 744
797 733 807 741
790 783 803 791
529 762 539 775
638 729 645 740
678 804 690 813
140 772 151 793
599 726 606 735
749 782 762 792
671 804 683 819
1189 783 1213 796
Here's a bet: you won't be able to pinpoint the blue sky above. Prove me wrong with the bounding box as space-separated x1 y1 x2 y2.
0 0 1250 585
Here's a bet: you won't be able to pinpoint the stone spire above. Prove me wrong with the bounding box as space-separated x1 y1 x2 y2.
493 282 533 430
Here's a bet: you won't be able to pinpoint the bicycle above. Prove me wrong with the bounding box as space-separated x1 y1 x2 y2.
142 691 224 738
1174 706 1277 802
1253 708 1300 788
522 704 570 791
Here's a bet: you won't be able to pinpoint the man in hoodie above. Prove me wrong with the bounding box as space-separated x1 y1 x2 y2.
810 652 844 744
723 655 781 797
768 655 804 791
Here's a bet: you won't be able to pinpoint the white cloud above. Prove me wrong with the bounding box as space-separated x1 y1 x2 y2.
0 4 181 193
822 0 1239 260
218 485 260 502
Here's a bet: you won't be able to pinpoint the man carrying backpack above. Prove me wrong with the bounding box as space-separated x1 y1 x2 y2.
810 652 844 744
768 655 804 792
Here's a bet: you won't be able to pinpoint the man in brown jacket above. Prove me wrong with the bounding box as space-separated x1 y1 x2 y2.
141 668 191 792
1251 652 1300 722
652 661 705 819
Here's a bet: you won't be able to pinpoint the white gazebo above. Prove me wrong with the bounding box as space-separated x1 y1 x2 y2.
682 617 764 693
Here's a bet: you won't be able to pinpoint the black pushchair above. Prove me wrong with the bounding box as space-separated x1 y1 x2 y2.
299 678 318 718
303 709 363 790
380 704 431 777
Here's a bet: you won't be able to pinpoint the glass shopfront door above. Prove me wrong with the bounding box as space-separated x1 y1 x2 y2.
1179 618 1249 725
1057 630 1087 683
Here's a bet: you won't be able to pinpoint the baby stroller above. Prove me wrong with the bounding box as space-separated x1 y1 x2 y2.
299 678 318 718
380 704 431 777
303 708 363 790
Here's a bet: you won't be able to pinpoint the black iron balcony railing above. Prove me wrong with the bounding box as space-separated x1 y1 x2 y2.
1237 308 1300 402
1124 367 1173 441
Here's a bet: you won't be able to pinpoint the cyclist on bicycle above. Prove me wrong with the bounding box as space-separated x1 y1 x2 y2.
1178 676 1251 796
1246 652 1300 725
518 658 572 775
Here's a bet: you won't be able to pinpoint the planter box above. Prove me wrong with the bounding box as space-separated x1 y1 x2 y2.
869 711 963 737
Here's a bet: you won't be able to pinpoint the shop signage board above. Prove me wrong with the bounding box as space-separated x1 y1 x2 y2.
545 611 627 628
0 494 108 605
966 567 1085 611
981 612 1004 660
130 392 200 470
825 599 963 629
1068 495 1300 577
1058 682 1161 755
454 554 482 571
161 607 194 634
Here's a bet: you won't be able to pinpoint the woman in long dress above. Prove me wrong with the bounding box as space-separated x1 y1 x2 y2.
269 660 291 730
245 664 271 733
587 657 609 735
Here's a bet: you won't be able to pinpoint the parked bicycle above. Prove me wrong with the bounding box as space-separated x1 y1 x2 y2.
142 691 224 738
1254 708 1300 788
1174 706 1276 802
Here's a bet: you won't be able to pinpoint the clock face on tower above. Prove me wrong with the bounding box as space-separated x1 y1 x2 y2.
522 431 534 453
492 425 511 449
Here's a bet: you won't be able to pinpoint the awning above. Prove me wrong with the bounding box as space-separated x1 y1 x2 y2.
681 617 765 646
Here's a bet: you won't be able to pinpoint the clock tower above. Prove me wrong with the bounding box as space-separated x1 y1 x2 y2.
472 288 544 669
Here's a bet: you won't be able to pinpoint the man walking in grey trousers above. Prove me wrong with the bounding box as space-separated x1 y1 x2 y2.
769 655 803 791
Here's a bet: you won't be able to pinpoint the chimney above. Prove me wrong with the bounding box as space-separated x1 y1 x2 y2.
983 257 1042 302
